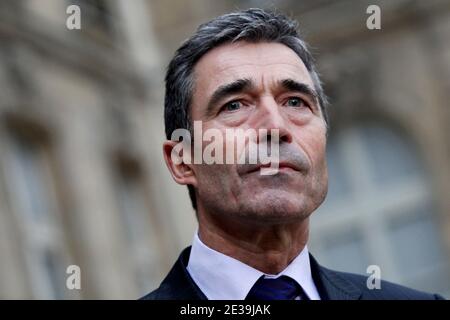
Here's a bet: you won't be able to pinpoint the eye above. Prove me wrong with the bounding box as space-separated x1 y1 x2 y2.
222 100 242 112
286 97 307 108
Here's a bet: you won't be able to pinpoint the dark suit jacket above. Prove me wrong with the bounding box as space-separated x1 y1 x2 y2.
141 247 445 300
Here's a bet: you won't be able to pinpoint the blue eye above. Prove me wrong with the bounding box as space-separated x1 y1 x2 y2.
223 101 241 112
286 97 304 107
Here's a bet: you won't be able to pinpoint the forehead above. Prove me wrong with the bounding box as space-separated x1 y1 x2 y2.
192 41 314 100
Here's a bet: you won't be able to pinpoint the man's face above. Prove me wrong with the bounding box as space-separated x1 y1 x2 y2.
189 41 328 224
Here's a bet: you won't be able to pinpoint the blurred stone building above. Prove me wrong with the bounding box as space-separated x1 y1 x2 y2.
0 0 449 299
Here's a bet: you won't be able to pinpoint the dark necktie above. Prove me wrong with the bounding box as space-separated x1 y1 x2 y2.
246 275 310 300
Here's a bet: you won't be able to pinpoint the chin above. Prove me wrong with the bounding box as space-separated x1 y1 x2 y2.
237 192 313 223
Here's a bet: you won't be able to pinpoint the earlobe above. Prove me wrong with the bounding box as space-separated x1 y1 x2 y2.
162 140 197 187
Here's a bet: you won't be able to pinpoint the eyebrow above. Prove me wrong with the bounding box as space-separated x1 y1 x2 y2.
205 77 319 116
206 78 254 116
279 79 319 105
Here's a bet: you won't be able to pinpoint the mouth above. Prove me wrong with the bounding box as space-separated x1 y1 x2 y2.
277 162 301 172
247 162 301 174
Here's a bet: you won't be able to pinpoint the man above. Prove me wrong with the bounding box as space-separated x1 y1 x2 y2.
142 8 444 300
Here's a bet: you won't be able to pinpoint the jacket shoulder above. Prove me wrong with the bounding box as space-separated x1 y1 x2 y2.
140 278 189 300
324 268 445 300
140 284 173 300
140 289 159 300
139 247 207 300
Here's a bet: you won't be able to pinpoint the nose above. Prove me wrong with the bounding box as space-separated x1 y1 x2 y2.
254 96 293 144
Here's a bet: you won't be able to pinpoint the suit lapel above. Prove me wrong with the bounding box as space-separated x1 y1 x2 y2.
155 247 208 300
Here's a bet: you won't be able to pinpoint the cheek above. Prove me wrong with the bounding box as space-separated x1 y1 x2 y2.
195 164 237 192
308 132 328 201
295 125 327 168
216 128 255 164
312 139 327 167
194 164 244 210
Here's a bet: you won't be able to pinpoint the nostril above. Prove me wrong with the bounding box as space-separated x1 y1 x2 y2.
263 130 292 144
280 133 292 143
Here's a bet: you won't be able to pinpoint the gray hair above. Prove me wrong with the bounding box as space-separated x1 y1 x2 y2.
164 8 329 210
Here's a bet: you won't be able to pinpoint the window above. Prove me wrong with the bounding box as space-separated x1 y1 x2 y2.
388 203 449 293
309 123 450 297
320 229 369 275
4 127 69 299
113 156 165 296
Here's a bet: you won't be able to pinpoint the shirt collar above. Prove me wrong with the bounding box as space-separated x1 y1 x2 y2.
186 232 321 300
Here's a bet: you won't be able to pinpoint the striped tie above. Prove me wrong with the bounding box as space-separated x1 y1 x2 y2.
246 275 309 300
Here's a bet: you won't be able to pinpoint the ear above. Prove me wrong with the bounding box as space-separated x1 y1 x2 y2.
163 140 197 187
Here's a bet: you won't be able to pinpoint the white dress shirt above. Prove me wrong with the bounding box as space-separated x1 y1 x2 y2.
186 233 321 300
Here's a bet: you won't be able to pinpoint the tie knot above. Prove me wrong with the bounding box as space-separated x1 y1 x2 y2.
246 275 308 300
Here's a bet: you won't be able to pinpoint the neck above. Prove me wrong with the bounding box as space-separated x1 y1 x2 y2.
197 210 309 275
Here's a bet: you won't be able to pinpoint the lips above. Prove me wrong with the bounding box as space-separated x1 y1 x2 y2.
278 162 301 171
246 161 301 174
